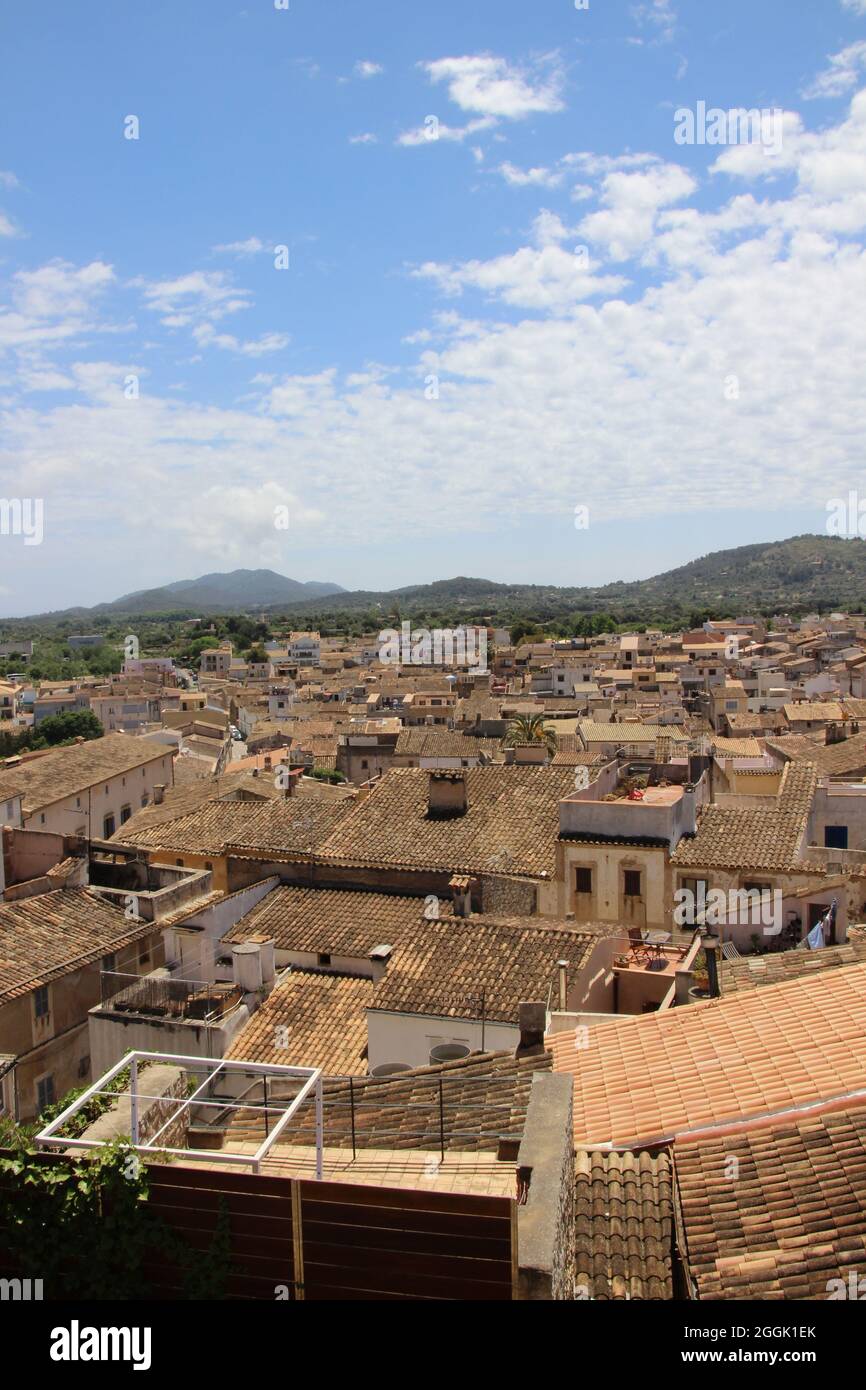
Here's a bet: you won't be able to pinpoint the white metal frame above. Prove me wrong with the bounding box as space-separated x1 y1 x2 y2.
34 1049 324 1178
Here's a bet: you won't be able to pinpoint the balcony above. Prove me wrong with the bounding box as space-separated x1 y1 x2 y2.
100 970 242 1022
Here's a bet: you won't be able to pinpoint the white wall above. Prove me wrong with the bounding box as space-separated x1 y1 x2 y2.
24 751 175 838
366 1009 516 1072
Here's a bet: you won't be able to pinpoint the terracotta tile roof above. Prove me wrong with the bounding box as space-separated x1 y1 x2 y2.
0 734 173 813
0 887 156 1004
727 712 780 733
675 1106 866 1299
547 961 866 1148
574 1149 674 1300
578 721 688 745
711 736 764 757
114 796 353 858
274 1048 554 1151
670 761 816 872
767 731 866 777
394 728 502 758
720 938 866 995
318 765 576 877
225 969 372 1074
108 770 281 838
222 885 434 955
783 701 846 723
369 915 603 1025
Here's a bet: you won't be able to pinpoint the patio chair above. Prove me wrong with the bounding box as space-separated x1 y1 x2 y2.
626 926 672 962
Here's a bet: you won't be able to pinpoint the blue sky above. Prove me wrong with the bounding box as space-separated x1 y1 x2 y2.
2 0 866 614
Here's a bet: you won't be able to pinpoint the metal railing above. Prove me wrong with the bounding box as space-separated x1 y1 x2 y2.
218 1069 530 1162
100 971 242 1022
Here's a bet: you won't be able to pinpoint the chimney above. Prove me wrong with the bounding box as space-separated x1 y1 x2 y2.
515 1001 546 1058
153 784 166 805
427 770 467 819
557 960 569 1012
369 943 393 983
681 782 697 836
232 941 264 992
448 874 474 918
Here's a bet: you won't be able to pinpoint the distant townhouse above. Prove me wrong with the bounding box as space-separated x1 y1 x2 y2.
0 640 33 664
288 631 321 666
0 733 176 838
200 644 234 677
0 681 18 722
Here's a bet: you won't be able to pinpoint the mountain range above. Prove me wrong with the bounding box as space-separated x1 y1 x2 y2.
7 536 866 624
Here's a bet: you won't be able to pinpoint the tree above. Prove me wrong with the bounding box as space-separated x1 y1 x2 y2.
35 710 104 746
245 646 268 665
504 714 557 757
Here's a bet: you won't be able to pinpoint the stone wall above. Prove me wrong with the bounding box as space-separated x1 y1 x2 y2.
77 1064 191 1151
481 874 537 917
516 1072 575 1300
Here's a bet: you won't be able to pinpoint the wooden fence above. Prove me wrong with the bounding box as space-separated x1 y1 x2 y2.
0 1152 517 1301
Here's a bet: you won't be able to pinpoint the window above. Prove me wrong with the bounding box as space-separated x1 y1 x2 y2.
317 953 332 968
103 813 116 838
33 985 50 1020
102 952 116 972
825 825 849 850
623 870 642 898
205 861 213 871
40 813 45 825
139 942 151 966
36 1075 55 1113
76 797 81 808
120 804 132 824
77 1056 90 1079
176 858 184 867
575 867 593 895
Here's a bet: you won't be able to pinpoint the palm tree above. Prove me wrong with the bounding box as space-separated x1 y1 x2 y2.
505 714 557 757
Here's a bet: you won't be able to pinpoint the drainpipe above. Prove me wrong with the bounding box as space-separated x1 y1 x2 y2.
703 935 721 998
557 959 569 1012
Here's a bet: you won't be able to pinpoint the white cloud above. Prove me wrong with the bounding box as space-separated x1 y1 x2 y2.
578 163 697 260
349 132 378 145
192 324 289 356
561 151 660 176
213 237 266 256
412 240 626 312
0 211 17 237
421 54 564 119
842 0 866 14
139 270 251 327
804 41 866 99
354 60 383 78
0 172 19 190
498 162 563 188
397 116 496 146
631 0 677 43
6 93 866 587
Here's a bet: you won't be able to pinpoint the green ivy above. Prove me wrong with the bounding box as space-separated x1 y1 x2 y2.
0 1139 233 1300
